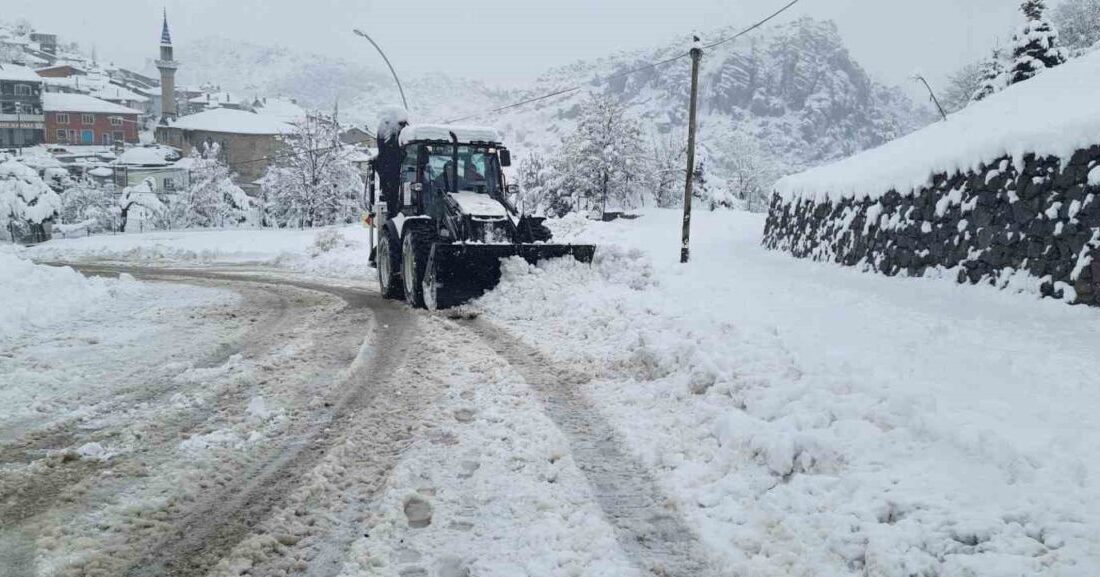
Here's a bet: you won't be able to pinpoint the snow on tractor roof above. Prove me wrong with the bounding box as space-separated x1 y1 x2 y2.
399 124 502 146
775 49 1100 203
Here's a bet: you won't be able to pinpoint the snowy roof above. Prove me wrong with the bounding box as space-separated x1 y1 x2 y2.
776 50 1100 202
43 93 141 115
169 108 293 135
88 166 113 177
92 84 149 103
188 91 245 105
0 64 43 82
253 97 307 123
399 124 502 146
115 148 170 166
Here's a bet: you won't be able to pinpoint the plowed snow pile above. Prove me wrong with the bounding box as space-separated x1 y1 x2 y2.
477 209 1100 576
0 249 146 339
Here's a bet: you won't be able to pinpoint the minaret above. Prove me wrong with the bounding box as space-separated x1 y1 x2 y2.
156 9 179 122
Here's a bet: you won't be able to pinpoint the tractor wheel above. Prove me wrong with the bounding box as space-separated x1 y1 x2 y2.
402 223 436 308
423 249 458 311
377 224 404 300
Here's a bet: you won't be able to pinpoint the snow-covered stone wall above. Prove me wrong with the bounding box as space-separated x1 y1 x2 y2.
763 146 1100 305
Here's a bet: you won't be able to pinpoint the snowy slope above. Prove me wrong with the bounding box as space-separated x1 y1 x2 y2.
777 48 1100 201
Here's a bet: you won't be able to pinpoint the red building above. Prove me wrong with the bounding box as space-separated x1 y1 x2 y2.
43 93 140 145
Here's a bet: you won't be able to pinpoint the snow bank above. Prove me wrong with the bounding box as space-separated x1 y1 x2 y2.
477 209 1100 575
0 248 145 340
25 226 374 280
777 50 1100 201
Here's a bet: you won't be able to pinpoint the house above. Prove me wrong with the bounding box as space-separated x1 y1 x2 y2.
187 91 251 113
36 64 86 78
91 84 151 116
340 126 374 146
29 33 57 56
43 93 140 145
111 147 189 193
155 107 292 186
0 64 45 148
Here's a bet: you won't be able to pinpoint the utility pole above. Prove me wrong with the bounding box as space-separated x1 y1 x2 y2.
680 36 702 264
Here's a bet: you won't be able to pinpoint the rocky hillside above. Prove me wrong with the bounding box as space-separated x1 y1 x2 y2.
493 17 931 178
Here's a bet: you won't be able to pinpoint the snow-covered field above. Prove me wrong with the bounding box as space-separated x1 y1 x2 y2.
12 208 1100 575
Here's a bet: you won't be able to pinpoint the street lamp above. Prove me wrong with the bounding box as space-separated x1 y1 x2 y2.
352 29 409 111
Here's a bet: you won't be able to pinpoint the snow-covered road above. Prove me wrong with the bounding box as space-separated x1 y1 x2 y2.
9 209 1100 576
2 262 712 577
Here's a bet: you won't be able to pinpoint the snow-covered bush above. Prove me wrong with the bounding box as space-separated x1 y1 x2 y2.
118 178 165 233
309 228 350 256
0 159 61 242
262 118 364 228
61 181 117 234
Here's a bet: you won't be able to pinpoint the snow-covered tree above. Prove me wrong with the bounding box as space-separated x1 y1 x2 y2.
939 61 984 112
0 159 61 242
971 48 1008 102
708 129 778 211
1051 0 1100 54
514 152 552 214
118 178 165 233
1009 0 1069 86
650 133 687 209
547 94 647 217
262 118 364 228
177 143 253 228
61 180 116 233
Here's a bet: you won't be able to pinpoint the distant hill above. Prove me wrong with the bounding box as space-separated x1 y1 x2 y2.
163 19 931 193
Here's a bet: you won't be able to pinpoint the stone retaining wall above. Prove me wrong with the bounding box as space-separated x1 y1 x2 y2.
763 146 1100 305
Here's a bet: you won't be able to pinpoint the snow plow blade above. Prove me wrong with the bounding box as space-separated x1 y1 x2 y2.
423 243 595 310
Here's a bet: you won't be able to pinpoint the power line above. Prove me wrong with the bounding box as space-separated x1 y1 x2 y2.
443 0 804 124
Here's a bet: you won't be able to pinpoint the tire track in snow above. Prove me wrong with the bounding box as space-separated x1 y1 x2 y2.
50 266 421 577
466 319 720 577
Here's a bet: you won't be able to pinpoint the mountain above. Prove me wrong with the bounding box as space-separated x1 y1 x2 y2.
167 36 509 125
167 19 930 194
490 17 932 179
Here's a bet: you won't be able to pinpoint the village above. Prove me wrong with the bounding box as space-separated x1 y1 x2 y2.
0 13 373 241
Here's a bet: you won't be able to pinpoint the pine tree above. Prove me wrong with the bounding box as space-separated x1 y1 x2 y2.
1009 0 1068 86
1051 0 1100 55
971 48 1007 102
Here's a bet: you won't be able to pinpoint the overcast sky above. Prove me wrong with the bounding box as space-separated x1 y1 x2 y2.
7 0 1025 91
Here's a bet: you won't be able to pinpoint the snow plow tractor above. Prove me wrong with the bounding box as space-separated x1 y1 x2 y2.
366 123 595 309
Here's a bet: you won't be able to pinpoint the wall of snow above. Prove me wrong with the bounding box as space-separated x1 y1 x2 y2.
763 146 1100 305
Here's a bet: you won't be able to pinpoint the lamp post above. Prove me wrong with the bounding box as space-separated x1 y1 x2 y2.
352 29 409 111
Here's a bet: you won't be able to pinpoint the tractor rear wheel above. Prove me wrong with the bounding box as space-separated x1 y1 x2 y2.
377 224 404 300
402 223 436 308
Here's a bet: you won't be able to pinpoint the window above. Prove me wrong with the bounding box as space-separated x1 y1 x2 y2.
101 133 113 145
0 102 13 114
163 178 175 191
110 116 123 126
14 84 31 96
55 113 69 124
82 114 95 125
56 129 67 142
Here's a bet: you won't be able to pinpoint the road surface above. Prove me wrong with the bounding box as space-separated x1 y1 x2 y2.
0 264 718 577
